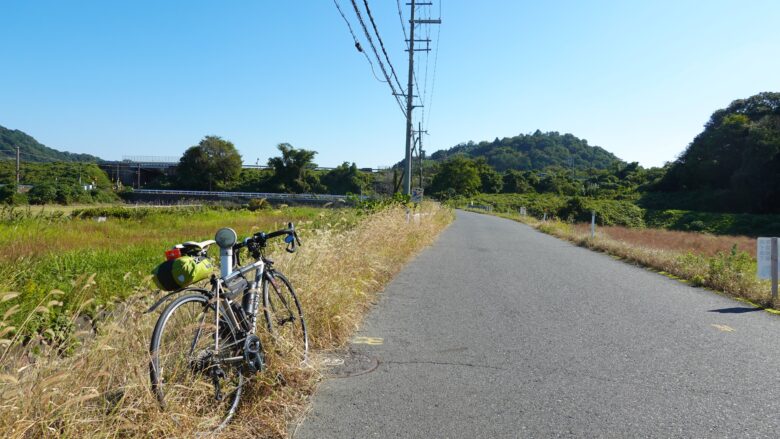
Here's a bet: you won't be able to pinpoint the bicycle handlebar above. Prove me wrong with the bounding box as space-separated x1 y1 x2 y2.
233 222 302 254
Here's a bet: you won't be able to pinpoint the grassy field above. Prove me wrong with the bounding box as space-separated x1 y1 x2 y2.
0 205 332 340
474 209 774 310
0 202 453 438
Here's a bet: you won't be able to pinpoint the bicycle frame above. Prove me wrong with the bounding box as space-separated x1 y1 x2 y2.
208 224 300 366
216 257 265 333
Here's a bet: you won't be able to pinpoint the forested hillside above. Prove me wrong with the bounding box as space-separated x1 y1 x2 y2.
0 125 100 162
430 130 622 171
650 92 780 213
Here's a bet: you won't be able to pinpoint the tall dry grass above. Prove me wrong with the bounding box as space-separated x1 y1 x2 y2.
571 223 757 258
0 203 452 438
482 210 773 309
550 221 770 307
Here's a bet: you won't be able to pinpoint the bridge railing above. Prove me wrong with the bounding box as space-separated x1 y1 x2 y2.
131 189 365 202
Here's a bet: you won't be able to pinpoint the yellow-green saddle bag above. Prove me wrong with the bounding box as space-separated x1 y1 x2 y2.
152 256 213 291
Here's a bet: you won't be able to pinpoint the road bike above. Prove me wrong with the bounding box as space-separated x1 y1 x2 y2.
147 223 308 431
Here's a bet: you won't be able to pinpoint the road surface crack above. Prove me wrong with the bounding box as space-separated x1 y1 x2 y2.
382 359 505 371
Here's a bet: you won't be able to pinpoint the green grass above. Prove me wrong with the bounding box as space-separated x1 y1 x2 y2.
0 205 356 339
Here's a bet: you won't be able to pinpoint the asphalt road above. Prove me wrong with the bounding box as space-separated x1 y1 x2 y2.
295 210 780 438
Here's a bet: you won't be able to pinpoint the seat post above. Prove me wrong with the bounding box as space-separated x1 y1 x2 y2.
215 228 237 278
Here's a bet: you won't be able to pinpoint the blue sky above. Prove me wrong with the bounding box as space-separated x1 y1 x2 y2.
1 0 779 168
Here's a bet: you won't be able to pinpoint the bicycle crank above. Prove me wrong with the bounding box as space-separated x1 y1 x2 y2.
243 334 266 374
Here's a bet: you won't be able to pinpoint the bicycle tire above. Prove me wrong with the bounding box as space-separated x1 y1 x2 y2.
149 293 244 432
262 271 309 363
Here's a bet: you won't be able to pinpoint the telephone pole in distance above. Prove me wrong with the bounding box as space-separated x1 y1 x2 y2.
15 147 21 192
403 0 440 195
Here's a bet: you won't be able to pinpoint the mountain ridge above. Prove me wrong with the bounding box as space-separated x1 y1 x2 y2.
0 125 101 163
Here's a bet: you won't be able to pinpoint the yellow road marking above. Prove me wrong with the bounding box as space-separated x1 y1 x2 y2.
711 324 735 332
353 336 384 345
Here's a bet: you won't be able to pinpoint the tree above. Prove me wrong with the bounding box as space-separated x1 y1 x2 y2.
321 162 368 195
267 143 321 193
536 169 582 195
474 158 503 193
655 92 780 213
28 183 58 204
177 136 242 190
56 185 77 205
429 156 481 197
502 170 535 193
428 131 622 172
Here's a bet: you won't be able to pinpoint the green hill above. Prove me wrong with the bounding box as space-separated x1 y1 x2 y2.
0 125 100 163
430 130 623 171
650 92 780 213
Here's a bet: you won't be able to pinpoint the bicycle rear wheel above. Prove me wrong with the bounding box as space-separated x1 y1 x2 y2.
263 271 309 363
149 293 244 432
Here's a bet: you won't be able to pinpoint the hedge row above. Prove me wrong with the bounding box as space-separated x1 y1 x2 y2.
452 193 780 236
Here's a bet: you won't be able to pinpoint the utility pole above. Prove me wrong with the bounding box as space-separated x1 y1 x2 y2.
137 164 141 188
402 0 416 196
15 147 20 191
418 121 424 189
403 1 440 195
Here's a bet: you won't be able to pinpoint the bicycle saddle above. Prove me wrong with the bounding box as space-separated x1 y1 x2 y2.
178 240 216 251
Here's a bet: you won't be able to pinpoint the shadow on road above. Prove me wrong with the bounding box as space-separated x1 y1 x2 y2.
708 307 763 314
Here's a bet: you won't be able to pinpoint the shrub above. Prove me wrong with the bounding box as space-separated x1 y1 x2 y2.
247 198 271 211
90 189 120 204
28 183 58 205
0 184 17 204
686 220 707 232
705 246 759 297
56 185 78 205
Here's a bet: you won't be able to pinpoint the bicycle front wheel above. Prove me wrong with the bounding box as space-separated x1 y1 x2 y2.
263 271 309 363
149 293 244 432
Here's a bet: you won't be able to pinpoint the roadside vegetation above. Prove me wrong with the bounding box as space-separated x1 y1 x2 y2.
449 193 780 236
0 201 453 438
484 210 774 309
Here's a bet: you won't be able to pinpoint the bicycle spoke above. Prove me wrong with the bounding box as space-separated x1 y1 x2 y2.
150 295 243 432
264 272 309 363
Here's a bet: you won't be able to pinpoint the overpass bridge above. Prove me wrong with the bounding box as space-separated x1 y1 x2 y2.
124 189 362 205
99 156 385 188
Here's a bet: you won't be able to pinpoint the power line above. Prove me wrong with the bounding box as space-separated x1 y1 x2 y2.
396 0 408 45
332 0 386 84
416 10 430 131
397 0 426 124
348 0 406 113
421 3 433 126
362 0 404 93
423 1 442 133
